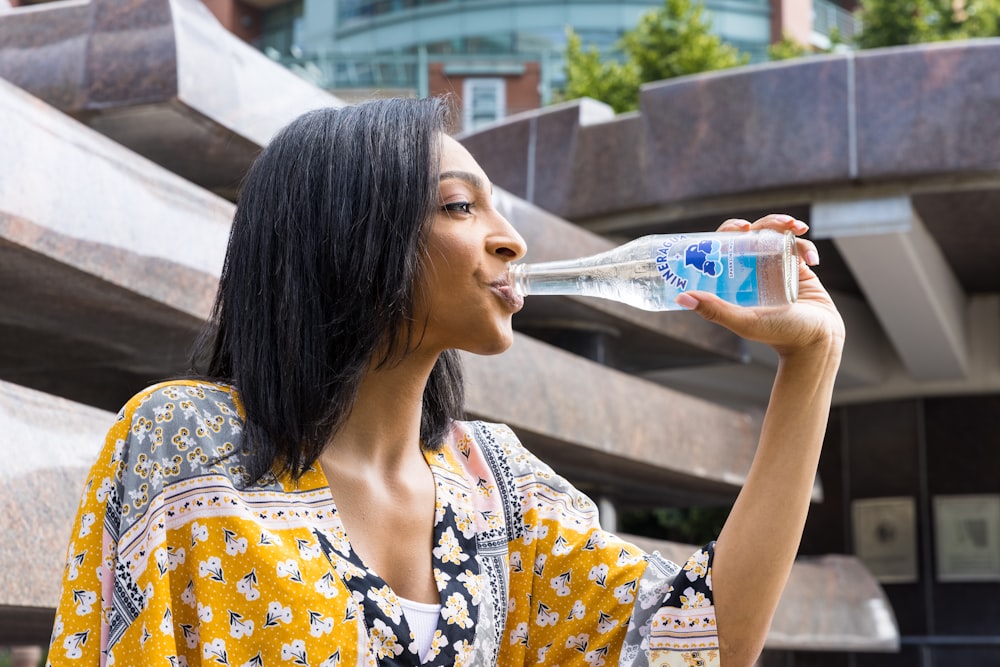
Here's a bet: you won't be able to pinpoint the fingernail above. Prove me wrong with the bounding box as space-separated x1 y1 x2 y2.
805 250 820 266
676 293 699 310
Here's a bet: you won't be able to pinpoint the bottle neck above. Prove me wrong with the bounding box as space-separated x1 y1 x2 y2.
508 258 599 298
509 263 528 298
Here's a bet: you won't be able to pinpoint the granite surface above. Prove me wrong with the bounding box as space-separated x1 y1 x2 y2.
462 56 854 220
530 100 610 215
462 336 762 506
0 78 231 307
565 113 649 224
0 77 227 409
639 56 851 210
86 0 179 107
0 380 113 644
460 111 532 200
459 98 617 209
855 40 1000 177
0 1 94 109
0 0 342 198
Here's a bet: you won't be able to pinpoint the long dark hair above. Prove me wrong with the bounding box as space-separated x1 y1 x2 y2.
191 97 464 483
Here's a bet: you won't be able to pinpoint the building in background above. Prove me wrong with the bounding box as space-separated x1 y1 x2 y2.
195 0 856 131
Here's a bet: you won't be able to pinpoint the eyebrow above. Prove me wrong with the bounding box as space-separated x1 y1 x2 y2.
439 170 492 193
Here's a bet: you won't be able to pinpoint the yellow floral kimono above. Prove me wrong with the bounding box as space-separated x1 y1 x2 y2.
47 381 719 666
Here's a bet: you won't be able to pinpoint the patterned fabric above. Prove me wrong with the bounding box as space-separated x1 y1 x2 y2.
47 381 719 667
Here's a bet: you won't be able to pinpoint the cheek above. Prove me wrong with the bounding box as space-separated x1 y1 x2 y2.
413 241 464 317
423 233 477 283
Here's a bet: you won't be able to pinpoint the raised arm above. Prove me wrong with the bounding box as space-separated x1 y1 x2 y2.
675 214 846 666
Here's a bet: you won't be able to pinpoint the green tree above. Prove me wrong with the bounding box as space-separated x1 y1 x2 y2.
855 0 946 47
767 33 813 60
959 0 1000 34
562 31 641 114
561 0 749 113
854 0 1000 47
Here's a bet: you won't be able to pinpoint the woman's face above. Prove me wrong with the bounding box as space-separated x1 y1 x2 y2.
412 134 528 357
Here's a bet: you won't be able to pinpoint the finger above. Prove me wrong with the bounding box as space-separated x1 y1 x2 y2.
751 213 809 236
716 218 751 232
675 291 761 334
796 238 821 267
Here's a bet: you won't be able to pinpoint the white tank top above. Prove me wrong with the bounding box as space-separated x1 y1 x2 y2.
398 596 442 663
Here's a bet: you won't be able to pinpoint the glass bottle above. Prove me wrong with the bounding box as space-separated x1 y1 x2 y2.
509 229 798 312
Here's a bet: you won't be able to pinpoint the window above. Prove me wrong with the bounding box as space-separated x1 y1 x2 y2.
462 78 505 132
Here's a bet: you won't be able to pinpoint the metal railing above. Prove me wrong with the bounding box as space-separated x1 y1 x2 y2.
813 0 859 41
270 48 562 101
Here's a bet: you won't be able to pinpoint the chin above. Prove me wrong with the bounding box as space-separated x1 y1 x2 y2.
467 329 515 356
475 339 514 357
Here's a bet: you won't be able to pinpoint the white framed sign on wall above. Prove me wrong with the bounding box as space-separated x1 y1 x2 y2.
852 496 919 584
933 494 1000 582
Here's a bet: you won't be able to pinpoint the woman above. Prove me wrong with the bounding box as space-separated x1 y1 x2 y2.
47 97 844 666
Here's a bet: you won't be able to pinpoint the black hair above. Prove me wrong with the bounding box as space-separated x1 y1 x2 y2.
190 97 464 483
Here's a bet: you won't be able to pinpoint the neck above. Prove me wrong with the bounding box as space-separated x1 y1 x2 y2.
322 350 440 474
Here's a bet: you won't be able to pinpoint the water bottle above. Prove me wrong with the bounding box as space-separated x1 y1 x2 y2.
508 229 798 312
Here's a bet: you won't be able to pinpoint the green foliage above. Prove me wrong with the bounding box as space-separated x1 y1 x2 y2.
561 0 749 113
767 33 812 60
562 31 641 113
562 0 1000 108
953 0 1000 36
855 0 947 47
621 0 749 82
854 0 1000 48
774 0 1000 60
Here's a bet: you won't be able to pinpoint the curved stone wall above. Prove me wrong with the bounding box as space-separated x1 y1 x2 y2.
461 38 1000 226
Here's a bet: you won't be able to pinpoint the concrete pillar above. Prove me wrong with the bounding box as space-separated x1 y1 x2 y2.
598 496 618 532
812 195 968 382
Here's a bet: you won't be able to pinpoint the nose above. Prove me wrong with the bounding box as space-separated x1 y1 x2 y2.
488 211 528 262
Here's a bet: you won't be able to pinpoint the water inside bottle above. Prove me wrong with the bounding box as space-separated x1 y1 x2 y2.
510 230 797 312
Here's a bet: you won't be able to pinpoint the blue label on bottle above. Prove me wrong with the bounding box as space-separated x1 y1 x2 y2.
655 235 760 307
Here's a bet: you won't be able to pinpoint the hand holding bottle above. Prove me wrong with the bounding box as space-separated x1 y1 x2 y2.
676 214 845 359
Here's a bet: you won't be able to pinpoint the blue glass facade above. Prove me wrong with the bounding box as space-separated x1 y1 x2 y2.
259 0 776 95
330 0 771 57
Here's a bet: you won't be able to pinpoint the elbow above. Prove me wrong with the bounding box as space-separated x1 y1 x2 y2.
719 638 766 667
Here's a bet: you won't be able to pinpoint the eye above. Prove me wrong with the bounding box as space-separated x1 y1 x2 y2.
442 201 473 215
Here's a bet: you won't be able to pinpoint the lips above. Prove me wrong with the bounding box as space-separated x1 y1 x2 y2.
490 278 524 313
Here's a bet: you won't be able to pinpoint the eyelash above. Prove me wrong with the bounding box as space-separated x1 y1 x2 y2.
442 201 473 215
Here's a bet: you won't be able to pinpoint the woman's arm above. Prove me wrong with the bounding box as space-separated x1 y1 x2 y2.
676 214 846 666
